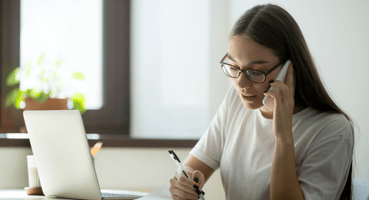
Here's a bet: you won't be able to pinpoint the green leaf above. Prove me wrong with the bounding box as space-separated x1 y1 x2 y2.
5 88 19 108
24 89 38 98
6 68 20 86
24 89 32 98
72 72 84 80
34 91 49 103
37 53 45 66
15 90 24 109
72 93 86 114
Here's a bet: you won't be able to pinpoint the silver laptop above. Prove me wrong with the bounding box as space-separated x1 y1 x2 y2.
24 110 146 200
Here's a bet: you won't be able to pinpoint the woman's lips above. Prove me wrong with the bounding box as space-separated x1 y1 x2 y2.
241 94 257 101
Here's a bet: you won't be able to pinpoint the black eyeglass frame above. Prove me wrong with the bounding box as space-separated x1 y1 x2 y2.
220 53 285 83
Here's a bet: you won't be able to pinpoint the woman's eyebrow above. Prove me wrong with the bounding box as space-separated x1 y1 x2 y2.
227 54 237 62
227 54 270 66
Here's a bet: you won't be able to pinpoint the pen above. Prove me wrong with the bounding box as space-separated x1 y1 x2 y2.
168 149 205 200
91 141 103 157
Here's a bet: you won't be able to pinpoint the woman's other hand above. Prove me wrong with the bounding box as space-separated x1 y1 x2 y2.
169 166 205 200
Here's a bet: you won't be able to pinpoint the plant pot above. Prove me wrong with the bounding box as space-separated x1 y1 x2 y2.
20 97 69 133
24 97 69 110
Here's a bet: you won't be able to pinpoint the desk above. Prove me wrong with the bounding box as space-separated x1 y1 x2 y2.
0 189 148 200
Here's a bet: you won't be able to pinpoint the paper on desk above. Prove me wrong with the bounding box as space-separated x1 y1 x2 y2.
137 184 172 200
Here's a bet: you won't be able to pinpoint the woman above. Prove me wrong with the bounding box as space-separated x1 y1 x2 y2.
169 4 354 200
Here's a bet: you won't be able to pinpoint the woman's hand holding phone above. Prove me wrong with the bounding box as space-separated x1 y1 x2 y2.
263 62 295 140
169 166 205 200
262 60 292 111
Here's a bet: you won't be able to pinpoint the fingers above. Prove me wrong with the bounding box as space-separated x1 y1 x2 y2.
264 89 282 107
192 170 205 189
286 63 295 97
170 167 207 199
270 81 288 93
169 177 199 200
266 79 292 105
169 172 200 200
192 171 206 197
265 81 284 99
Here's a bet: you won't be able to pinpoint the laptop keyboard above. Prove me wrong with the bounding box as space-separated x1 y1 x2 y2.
101 192 142 198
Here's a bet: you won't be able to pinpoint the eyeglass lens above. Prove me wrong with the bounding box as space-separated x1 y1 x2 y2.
222 64 265 83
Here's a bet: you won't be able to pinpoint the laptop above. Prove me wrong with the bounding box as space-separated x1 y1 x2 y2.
24 110 147 200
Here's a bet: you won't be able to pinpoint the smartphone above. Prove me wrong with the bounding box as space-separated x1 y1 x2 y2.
262 60 292 111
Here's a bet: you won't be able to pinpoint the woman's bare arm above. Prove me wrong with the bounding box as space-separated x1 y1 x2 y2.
183 154 215 183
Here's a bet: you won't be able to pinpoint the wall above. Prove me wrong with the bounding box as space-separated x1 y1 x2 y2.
0 147 225 199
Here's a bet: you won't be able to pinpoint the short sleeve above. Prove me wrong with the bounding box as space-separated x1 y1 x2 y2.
297 117 354 200
189 87 234 170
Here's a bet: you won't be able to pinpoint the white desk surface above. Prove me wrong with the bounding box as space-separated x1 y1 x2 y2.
0 189 148 200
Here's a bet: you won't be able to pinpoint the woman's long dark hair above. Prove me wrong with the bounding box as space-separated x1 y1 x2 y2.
230 4 355 200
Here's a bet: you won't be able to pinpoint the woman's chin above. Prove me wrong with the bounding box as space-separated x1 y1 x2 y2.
241 99 262 110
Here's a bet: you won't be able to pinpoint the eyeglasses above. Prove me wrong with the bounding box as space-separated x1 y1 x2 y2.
220 53 284 83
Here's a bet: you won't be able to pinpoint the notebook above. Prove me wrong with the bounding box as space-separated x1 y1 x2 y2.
24 110 147 200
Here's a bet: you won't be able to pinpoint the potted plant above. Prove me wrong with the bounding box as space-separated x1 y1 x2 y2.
5 53 86 114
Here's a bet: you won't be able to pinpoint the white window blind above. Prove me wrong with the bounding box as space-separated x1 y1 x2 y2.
130 0 230 139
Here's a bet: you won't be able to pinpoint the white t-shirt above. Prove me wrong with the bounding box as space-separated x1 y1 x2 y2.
189 87 353 200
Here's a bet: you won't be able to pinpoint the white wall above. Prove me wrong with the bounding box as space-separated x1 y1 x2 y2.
229 0 369 179
0 147 32 188
0 148 225 199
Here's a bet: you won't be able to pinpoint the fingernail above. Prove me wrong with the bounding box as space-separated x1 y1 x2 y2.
193 177 199 183
193 185 199 190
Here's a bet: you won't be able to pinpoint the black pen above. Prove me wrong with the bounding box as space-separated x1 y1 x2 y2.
168 149 205 200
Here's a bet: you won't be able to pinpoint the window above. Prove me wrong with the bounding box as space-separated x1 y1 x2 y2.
20 0 103 109
0 0 130 135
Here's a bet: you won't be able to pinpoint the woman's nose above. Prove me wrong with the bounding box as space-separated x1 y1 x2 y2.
236 73 252 88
